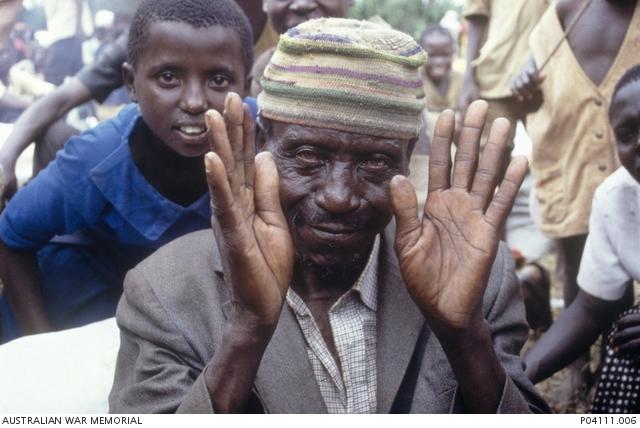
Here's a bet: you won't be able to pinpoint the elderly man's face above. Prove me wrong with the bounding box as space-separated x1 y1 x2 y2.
264 0 353 35
259 120 412 274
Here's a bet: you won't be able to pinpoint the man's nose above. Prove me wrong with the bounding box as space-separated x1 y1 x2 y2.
180 80 207 114
315 164 360 214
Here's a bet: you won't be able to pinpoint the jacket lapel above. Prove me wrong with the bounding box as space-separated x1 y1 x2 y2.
376 223 427 413
253 305 327 413
215 244 325 413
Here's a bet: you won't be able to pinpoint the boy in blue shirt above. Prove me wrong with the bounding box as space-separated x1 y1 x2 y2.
0 0 255 342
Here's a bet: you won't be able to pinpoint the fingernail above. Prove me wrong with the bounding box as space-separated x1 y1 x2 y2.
205 152 215 173
206 109 221 121
225 92 239 109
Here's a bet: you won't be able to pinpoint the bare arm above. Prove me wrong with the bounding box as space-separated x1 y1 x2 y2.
0 78 92 202
0 238 50 335
524 288 630 384
0 91 31 111
459 15 487 114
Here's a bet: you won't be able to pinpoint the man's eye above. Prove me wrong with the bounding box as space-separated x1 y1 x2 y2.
210 75 230 88
158 71 178 86
294 149 322 165
360 157 389 172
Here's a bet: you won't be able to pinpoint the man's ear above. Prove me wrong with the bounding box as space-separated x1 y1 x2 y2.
122 62 138 103
255 116 267 152
402 138 417 176
407 138 417 159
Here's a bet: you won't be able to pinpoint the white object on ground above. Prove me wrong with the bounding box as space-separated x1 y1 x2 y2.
0 317 119 413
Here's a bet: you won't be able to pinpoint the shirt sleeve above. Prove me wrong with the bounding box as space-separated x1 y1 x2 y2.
577 193 631 301
0 133 107 250
75 32 127 103
463 0 491 18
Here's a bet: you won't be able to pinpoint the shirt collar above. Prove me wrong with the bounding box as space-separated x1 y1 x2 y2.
351 234 379 312
88 104 211 241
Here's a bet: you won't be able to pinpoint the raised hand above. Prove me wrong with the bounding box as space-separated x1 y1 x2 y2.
612 312 640 357
511 57 544 111
390 100 528 333
205 93 294 331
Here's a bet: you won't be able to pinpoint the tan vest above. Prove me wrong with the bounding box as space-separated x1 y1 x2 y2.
464 0 549 99
528 4 640 238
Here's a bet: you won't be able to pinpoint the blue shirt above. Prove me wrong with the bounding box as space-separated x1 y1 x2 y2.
1 102 253 340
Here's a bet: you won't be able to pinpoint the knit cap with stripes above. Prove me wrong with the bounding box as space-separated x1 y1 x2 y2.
258 18 427 140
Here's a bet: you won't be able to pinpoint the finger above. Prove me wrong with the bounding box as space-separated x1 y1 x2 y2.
616 338 640 356
254 151 286 227
242 103 256 190
223 93 246 194
206 109 239 196
470 117 511 210
205 152 242 232
390 175 422 252
614 313 640 329
613 325 640 348
452 100 487 190
428 109 454 193
510 78 524 101
484 156 528 228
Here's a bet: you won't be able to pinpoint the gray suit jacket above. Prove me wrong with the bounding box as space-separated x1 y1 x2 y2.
108 227 549 413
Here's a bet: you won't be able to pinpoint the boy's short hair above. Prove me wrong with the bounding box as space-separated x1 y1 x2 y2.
610 64 640 117
127 0 254 75
419 24 453 46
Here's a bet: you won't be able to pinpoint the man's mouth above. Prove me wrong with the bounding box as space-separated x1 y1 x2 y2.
307 223 363 238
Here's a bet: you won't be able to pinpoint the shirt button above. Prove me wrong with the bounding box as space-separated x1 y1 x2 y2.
595 99 603 106
596 130 604 139
598 164 607 172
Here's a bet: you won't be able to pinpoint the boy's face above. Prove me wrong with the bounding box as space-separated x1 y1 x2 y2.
264 0 353 35
124 21 248 158
421 33 453 82
610 80 640 183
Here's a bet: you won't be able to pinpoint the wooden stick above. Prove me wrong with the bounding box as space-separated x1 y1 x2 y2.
539 0 595 72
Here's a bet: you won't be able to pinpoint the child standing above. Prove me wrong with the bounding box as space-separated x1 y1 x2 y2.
420 24 462 121
523 65 640 413
0 0 254 342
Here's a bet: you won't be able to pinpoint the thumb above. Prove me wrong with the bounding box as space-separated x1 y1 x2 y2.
390 175 422 252
254 152 287 228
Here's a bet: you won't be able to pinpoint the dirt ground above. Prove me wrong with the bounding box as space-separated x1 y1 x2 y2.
522 251 621 414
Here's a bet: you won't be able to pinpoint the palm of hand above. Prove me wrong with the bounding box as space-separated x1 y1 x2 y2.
397 188 499 329
391 101 527 331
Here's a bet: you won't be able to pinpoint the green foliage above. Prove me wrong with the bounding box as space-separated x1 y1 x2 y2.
348 0 461 39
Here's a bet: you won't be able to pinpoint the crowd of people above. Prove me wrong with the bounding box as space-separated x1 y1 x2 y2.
0 0 638 415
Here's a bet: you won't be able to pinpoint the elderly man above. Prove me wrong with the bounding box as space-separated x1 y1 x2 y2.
109 18 547 414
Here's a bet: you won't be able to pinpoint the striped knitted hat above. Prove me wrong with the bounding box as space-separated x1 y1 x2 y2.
258 18 427 139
